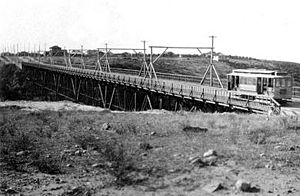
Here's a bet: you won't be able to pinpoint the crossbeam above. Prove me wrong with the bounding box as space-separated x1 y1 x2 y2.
149 46 213 50
97 48 144 51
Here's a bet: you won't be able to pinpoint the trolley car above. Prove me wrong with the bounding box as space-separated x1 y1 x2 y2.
227 69 292 101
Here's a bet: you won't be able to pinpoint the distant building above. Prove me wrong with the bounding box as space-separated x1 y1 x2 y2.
47 45 66 56
17 51 30 56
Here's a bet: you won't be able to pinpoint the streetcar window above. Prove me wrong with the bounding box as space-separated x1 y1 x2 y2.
286 79 292 87
249 78 256 85
240 77 245 84
276 78 287 87
281 79 285 87
276 79 280 87
268 78 273 87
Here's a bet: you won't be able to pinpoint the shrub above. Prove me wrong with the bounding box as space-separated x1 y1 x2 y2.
0 64 29 100
72 130 140 186
31 153 63 175
95 137 138 185
0 130 36 171
73 132 98 150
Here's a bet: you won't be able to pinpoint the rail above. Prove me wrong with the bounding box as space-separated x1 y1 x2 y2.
22 61 277 113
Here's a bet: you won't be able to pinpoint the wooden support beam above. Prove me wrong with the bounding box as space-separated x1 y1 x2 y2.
123 88 127 110
134 92 137 111
159 97 162 109
76 79 82 102
104 85 107 107
146 95 153 110
97 83 106 108
108 87 116 109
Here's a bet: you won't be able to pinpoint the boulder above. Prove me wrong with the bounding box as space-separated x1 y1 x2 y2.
189 156 206 167
203 155 218 166
235 179 251 192
203 181 223 193
203 149 217 158
74 150 82 156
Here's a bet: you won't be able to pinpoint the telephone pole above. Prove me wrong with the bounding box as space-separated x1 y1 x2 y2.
209 35 216 86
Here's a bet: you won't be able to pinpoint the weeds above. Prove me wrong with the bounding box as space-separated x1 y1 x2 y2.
0 113 63 174
246 126 274 145
73 132 98 150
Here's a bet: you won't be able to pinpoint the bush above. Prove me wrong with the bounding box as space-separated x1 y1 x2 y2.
32 153 63 175
73 132 99 150
0 115 63 174
72 130 140 185
95 137 138 185
0 64 29 100
0 130 36 171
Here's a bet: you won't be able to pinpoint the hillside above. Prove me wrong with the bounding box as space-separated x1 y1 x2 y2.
39 53 300 86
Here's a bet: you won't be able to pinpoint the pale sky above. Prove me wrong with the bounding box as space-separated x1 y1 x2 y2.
1 0 300 62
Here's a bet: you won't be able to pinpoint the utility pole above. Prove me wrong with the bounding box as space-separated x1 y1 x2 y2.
140 40 148 76
209 35 216 86
141 40 146 62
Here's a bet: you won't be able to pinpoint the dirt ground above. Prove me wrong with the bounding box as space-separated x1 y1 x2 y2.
0 101 300 196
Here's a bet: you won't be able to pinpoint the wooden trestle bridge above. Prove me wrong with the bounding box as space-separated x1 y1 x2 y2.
1 40 282 114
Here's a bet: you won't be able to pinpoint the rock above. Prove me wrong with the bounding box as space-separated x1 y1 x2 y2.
235 179 251 192
102 123 110 130
75 150 82 156
74 144 80 148
63 149 73 154
150 131 156 136
105 162 113 168
183 126 208 133
173 153 182 157
289 146 295 151
203 149 217 158
265 164 275 170
16 151 25 156
203 155 218 166
92 163 104 168
189 156 206 167
66 163 73 167
203 181 223 193
140 153 147 157
82 150 87 154
274 145 281 150
259 153 265 157
139 142 153 150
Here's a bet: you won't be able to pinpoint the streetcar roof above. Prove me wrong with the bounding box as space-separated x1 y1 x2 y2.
230 69 288 75
228 69 290 78
227 72 291 78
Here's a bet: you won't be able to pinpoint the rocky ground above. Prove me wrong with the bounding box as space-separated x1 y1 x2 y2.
0 101 300 195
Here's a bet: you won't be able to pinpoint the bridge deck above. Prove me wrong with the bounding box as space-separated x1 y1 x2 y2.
22 62 276 113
